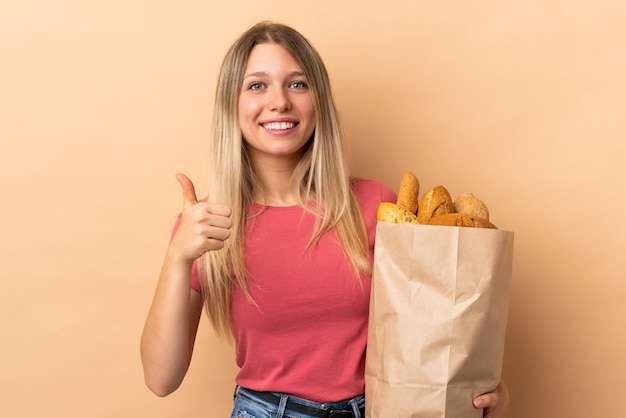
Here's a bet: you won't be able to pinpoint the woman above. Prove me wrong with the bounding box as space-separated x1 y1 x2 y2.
140 21 509 417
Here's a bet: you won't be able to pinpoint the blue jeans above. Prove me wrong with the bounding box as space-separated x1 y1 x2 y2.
231 386 366 418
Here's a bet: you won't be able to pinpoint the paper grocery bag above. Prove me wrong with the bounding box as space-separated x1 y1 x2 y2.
365 222 514 418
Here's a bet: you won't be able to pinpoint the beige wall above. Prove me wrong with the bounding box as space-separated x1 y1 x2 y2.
1 1 625 417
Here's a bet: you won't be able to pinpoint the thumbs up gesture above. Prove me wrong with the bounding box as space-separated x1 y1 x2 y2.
170 173 233 262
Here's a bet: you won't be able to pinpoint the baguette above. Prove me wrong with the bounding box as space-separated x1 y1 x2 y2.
396 171 420 214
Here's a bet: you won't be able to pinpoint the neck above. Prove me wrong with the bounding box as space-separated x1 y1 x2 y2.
252 154 301 206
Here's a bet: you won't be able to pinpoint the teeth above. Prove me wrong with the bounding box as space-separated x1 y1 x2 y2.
263 121 295 130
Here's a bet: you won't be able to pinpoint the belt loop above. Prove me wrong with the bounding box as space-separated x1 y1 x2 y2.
349 398 361 418
276 393 288 418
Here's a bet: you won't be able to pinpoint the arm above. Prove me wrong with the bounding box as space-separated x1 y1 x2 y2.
140 174 232 396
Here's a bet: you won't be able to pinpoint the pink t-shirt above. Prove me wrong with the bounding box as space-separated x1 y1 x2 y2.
186 179 395 402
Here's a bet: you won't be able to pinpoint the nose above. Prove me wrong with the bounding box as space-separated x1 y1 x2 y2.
268 87 291 112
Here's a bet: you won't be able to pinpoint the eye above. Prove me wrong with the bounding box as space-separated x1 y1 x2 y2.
289 80 308 89
248 82 264 91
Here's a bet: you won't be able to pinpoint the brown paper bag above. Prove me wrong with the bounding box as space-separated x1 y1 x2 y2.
365 222 514 418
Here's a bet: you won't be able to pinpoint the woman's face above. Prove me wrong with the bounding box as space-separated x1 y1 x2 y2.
238 43 316 166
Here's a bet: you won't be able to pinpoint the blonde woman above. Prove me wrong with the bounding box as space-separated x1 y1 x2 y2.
140 21 509 418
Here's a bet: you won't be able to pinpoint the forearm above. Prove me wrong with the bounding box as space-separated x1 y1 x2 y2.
140 252 203 396
141 174 231 395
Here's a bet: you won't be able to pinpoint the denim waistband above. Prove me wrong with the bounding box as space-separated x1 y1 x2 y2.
234 386 365 417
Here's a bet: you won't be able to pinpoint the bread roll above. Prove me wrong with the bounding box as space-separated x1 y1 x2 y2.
417 186 454 224
453 193 490 221
377 202 419 224
428 213 497 229
396 171 419 214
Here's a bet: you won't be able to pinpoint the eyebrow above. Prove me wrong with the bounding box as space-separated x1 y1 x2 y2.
242 70 307 80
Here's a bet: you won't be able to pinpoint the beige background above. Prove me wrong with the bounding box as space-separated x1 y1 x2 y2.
1 1 625 417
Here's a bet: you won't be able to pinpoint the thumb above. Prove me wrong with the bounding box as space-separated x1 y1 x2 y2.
175 173 198 208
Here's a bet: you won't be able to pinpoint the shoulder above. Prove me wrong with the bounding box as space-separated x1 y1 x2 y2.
351 178 397 205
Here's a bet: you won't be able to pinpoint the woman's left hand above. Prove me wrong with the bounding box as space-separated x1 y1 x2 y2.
473 380 509 417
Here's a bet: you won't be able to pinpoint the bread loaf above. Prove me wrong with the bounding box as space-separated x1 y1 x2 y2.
453 193 490 221
377 202 419 224
417 186 454 224
428 213 497 229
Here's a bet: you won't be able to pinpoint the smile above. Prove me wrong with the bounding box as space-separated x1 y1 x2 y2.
262 121 296 130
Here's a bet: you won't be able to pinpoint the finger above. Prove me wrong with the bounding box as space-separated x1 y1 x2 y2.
473 392 497 409
206 225 232 241
205 238 227 251
175 173 198 208
206 203 232 218
194 215 232 238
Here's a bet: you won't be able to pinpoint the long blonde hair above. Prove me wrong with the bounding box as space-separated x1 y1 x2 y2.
202 21 370 336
